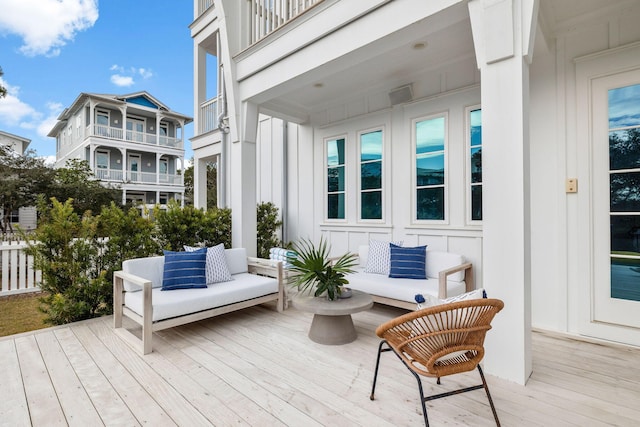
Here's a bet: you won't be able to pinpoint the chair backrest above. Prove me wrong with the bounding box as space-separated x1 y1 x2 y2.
376 298 504 378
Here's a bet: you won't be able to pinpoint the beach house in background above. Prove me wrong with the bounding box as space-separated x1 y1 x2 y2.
48 92 192 209
189 0 640 385
0 130 37 231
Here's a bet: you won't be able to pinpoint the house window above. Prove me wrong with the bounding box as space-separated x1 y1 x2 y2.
609 83 640 302
326 137 346 220
159 193 168 204
10 210 19 224
126 117 145 142
96 110 109 136
469 108 482 221
415 115 446 221
359 129 383 220
96 150 109 169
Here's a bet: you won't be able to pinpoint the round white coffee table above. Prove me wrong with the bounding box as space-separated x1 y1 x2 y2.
292 289 373 345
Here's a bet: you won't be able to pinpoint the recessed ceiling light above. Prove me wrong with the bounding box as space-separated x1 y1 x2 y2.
413 42 427 50
313 83 324 88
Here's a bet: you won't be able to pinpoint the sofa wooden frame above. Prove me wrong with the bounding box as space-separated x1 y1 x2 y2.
113 257 285 355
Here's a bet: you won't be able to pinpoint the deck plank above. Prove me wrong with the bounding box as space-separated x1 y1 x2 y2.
1 304 640 427
70 322 177 426
14 335 67 427
53 327 141 426
0 340 31 426
34 331 104 426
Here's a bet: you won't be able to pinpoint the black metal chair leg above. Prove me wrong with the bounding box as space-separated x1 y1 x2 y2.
370 340 388 400
477 365 501 427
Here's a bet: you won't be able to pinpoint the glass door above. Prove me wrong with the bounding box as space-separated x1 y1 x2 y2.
592 71 640 329
126 117 145 142
128 154 140 182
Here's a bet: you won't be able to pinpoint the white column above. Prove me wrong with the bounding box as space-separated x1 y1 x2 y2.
194 44 207 136
194 156 208 209
230 101 258 255
468 0 538 385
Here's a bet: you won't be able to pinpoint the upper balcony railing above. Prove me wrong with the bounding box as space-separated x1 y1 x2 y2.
199 97 220 134
197 0 214 17
95 167 183 186
88 124 183 149
250 0 324 44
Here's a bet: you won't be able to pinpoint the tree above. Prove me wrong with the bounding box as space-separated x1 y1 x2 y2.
0 145 55 233
183 161 217 208
48 159 121 216
0 66 7 98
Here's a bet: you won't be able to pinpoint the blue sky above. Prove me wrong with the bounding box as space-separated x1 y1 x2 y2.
0 0 196 163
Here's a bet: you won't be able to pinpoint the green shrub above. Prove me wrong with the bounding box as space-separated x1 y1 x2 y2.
257 202 283 258
23 198 111 325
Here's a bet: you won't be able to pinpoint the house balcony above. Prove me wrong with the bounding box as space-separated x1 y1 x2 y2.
87 124 184 150
94 168 183 186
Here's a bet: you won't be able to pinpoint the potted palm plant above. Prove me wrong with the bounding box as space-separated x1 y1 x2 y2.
287 237 358 301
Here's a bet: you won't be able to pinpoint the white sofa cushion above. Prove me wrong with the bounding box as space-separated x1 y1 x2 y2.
122 255 165 292
225 248 248 275
345 267 466 302
124 272 278 322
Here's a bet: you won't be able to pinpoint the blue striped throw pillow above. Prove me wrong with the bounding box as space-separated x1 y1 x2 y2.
389 244 427 279
162 248 207 290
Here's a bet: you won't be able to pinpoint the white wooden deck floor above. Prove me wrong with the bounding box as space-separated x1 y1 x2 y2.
1 302 639 426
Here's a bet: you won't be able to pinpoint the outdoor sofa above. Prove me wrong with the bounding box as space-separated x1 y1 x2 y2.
113 246 285 354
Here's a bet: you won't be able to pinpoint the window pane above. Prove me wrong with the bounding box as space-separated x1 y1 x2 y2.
361 130 382 161
609 129 640 170
416 117 445 154
470 109 482 145
416 154 444 186
96 152 108 169
471 185 482 221
328 193 345 219
361 162 381 190
327 166 344 192
160 160 168 174
609 84 640 129
327 138 345 166
471 147 482 183
611 172 640 212
610 215 640 253
416 187 444 220
611 258 640 301
97 113 108 126
361 191 382 219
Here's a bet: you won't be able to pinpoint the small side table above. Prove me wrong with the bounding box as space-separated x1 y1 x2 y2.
292 290 373 345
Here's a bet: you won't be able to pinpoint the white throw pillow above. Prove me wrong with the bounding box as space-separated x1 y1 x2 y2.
184 243 233 284
364 240 402 275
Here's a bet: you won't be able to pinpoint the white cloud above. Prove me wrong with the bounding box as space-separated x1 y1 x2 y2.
0 78 39 125
109 64 154 87
37 102 64 137
40 155 57 166
0 0 98 57
111 74 135 87
138 68 153 79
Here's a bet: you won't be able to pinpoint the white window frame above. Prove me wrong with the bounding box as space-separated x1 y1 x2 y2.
466 105 483 224
357 126 385 223
96 150 110 169
325 134 348 222
411 112 448 224
126 116 146 143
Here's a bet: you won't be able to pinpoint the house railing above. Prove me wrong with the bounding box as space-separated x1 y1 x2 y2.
88 125 183 149
197 0 214 17
200 97 219 134
0 241 41 296
250 0 323 44
95 168 183 186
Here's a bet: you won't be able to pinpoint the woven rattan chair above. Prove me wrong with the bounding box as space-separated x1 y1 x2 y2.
370 298 504 426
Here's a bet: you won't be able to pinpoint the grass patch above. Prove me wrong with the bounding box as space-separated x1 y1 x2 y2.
0 293 48 337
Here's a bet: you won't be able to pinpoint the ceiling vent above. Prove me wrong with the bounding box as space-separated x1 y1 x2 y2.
388 84 413 105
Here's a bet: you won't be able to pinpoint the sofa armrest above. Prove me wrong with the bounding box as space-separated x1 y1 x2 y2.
437 262 474 299
247 257 285 312
113 270 154 354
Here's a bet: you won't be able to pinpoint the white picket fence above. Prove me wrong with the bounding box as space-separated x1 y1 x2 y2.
0 241 41 297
